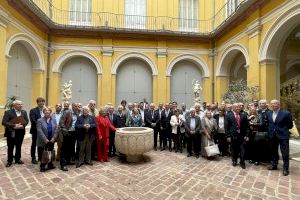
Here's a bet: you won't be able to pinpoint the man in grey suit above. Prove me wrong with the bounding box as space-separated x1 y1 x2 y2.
184 108 202 158
37 107 58 172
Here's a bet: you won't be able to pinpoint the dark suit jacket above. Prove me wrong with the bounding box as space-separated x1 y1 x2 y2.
214 114 227 132
2 109 29 137
145 109 160 128
257 109 270 132
184 116 202 137
75 114 96 141
267 109 293 140
225 112 249 139
29 107 42 134
114 112 126 128
161 109 173 130
36 117 58 147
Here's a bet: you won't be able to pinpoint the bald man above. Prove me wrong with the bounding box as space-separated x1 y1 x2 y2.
267 99 293 176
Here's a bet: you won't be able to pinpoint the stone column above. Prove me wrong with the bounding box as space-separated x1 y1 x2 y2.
32 69 45 105
247 19 261 97
215 76 230 103
156 46 168 103
259 59 278 101
0 10 9 108
101 42 113 105
0 10 8 135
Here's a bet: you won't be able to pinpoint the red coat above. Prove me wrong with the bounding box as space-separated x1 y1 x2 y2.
96 116 116 139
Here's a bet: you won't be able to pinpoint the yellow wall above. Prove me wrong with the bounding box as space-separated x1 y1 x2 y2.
0 0 294 136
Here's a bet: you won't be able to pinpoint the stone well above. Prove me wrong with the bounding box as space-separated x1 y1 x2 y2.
115 127 154 162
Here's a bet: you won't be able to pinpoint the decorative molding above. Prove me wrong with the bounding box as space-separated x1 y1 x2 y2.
259 58 277 65
247 19 262 38
5 33 45 71
0 8 9 28
166 54 210 78
244 64 250 70
101 46 114 56
286 59 300 71
111 52 158 76
156 48 168 57
259 2 300 61
216 43 249 77
0 105 5 109
53 50 103 74
208 49 217 58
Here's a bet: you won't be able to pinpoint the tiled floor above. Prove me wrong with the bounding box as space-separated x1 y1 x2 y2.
0 138 299 200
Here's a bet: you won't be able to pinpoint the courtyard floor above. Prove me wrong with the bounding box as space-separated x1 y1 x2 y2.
0 137 300 200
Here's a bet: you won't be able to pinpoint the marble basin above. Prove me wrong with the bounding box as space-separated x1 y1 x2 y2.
115 127 154 162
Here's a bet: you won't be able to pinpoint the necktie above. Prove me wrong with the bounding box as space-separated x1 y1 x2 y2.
235 113 240 128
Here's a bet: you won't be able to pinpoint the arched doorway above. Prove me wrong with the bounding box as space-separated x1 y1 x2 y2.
170 60 203 108
61 57 98 105
116 59 153 104
218 48 248 82
7 42 33 111
259 2 300 136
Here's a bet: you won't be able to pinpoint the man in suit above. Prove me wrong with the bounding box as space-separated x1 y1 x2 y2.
2 100 29 167
138 102 147 127
184 108 202 158
75 106 96 167
160 103 173 151
107 105 117 157
115 105 126 128
29 97 45 164
145 103 160 150
226 103 249 169
267 99 293 176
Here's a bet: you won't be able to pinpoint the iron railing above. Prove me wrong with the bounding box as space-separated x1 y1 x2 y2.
21 0 248 35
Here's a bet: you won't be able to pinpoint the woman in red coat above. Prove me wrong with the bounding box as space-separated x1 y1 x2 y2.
96 107 116 162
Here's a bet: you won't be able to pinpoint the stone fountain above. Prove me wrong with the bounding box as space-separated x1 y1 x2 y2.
115 127 154 162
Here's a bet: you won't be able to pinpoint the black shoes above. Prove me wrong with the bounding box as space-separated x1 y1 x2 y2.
6 162 12 167
187 154 192 157
283 170 289 176
232 162 237 166
15 160 24 164
40 168 46 172
240 163 246 169
268 166 278 170
60 166 68 171
32 159 38 164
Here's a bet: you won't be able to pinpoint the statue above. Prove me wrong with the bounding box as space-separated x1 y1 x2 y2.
62 80 72 101
193 80 202 103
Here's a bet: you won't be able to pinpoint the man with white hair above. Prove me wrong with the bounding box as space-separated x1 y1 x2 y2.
225 103 249 169
2 100 29 167
194 103 205 119
267 99 293 176
75 106 96 168
88 100 98 117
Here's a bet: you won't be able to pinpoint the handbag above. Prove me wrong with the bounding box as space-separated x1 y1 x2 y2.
205 139 220 157
253 132 267 142
41 148 56 164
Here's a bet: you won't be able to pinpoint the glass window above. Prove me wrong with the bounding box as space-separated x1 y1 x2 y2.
226 0 238 17
125 0 146 29
69 0 92 25
179 0 198 32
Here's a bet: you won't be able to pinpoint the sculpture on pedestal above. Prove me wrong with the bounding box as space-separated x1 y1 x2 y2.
62 80 72 101
193 80 202 104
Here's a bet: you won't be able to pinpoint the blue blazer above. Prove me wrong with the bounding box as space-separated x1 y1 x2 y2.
267 109 293 140
36 117 58 147
75 115 96 141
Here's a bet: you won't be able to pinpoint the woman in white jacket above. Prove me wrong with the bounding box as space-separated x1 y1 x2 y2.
170 109 184 152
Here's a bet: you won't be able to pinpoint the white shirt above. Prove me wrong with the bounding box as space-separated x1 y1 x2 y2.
272 110 279 122
140 110 144 122
190 118 196 130
218 116 225 133
53 112 62 124
14 109 21 117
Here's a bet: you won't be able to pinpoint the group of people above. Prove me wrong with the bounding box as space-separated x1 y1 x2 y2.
1 97 293 176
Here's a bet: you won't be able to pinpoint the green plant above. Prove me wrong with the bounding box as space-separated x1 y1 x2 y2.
4 96 18 110
222 80 259 104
